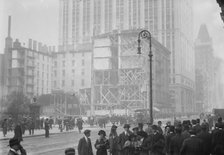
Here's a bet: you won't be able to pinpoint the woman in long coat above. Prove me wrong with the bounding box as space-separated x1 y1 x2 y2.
109 125 119 155
14 122 23 142
95 130 109 155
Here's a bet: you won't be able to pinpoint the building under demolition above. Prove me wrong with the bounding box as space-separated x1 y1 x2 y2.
91 30 171 116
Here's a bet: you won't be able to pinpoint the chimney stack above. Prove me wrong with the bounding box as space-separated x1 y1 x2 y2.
8 16 11 37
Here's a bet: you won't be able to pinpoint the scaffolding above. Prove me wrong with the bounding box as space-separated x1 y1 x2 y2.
92 31 149 114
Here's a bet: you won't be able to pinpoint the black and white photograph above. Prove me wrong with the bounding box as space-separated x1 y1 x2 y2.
1 0 224 154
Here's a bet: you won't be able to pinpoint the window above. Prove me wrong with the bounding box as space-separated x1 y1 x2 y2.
63 70 65 76
63 53 65 58
63 61 65 67
54 61 57 67
82 52 84 57
54 70 57 76
62 80 65 87
72 69 75 74
81 69 85 75
72 60 75 66
82 59 85 66
72 80 74 86
81 79 85 86
54 81 56 87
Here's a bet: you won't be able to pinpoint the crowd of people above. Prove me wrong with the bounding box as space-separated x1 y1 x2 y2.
4 116 224 155
75 118 224 155
1 117 55 137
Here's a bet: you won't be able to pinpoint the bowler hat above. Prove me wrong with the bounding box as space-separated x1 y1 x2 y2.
132 126 139 131
9 138 20 147
65 148 75 155
111 125 117 129
189 128 196 135
137 131 148 138
84 129 91 135
98 130 106 136
123 124 130 129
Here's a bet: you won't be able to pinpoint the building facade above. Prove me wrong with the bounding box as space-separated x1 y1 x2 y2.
92 30 171 115
52 44 92 92
195 24 215 112
4 38 54 98
59 0 195 113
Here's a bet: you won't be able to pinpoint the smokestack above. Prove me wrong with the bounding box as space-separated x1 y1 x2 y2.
8 16 11 37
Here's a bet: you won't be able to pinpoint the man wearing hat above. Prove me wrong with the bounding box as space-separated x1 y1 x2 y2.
8 138 27 155
197 123 212 155
118 124 133 155
65 148 75 155
150 125 165 155
78 129 93 155
180 128 204 155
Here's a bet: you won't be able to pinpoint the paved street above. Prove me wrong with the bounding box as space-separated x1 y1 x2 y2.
0 126 123 155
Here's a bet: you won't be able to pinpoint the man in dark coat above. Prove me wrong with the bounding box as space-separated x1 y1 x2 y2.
118 124 133 155
197 124 211 155
2 118 8 137
165 126 175 154
8 138 27 155
150 125 165 155
180 128 203 155
157 121 163 135
77 118 84 133
169 127 184 155
14 122 23 142
78 129 93 155
211 123 224 155
45 118 50 138
28 119 35 135
181 124 190 140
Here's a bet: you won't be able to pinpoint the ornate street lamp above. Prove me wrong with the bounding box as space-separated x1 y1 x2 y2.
137 30 153 124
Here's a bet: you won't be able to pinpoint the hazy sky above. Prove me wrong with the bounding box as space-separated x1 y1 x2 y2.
0 0 224 59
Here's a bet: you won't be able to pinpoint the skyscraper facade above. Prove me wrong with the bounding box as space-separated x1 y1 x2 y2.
59 0 195 113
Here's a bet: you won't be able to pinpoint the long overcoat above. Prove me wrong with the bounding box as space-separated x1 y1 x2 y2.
78 137 93 155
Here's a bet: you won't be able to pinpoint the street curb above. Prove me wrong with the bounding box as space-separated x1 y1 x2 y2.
0 126 103 141
0 130 77 141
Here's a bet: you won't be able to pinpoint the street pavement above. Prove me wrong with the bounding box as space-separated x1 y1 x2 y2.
0 125 123 155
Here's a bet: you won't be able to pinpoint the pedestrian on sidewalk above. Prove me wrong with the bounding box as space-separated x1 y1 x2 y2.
2 118 8 137
45 118 50 138
8 138 27 155
77 117 84 134
95 130 109 155
14 122 23 142
78 129 93 155
28 119 35 135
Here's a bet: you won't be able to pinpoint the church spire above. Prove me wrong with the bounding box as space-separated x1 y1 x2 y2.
197 24 211 42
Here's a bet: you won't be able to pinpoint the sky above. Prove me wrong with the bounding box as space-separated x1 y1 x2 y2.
0 0 224 58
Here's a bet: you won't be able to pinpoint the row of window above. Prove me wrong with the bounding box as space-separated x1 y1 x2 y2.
54 79 85 87
53 69 85 76
54 59 85 67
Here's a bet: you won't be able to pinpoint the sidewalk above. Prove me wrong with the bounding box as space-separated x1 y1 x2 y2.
0 124 99 141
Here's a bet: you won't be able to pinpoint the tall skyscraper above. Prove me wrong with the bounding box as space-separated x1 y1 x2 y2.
59 0 195 113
